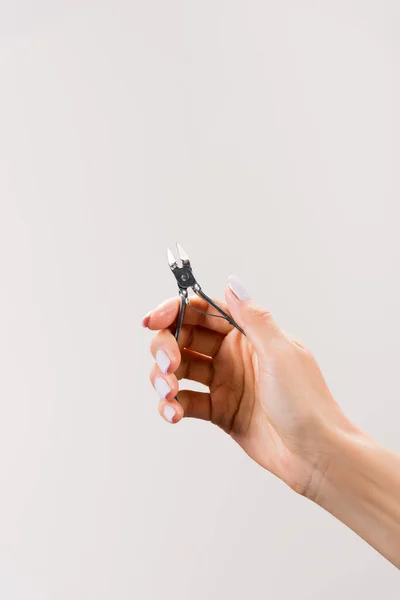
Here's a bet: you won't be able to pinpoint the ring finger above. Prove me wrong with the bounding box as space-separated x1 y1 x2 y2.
176 350 213 386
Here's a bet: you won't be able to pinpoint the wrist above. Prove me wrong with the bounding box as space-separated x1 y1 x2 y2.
292 412 363 502
305 421 400 567
303 421 368 505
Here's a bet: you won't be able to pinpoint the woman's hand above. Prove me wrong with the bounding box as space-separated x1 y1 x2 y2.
144 276 400 567
143 276 356 498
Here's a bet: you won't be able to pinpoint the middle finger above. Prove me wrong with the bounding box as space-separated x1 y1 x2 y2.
150 326 224 375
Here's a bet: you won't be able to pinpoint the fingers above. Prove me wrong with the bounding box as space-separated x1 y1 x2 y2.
150 327 224 374
157 398 185 424
143 296 233 335
225 278 285 357
178 390 212 421
178 325 225 357
149 347 213 424
150 350 213 389
142 297 179 329
176 350 213 386
150 330 181 375
157 391 211 424
145 294 229 426
150 364 179 400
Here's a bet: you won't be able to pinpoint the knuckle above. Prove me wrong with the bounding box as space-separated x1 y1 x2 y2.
151 330 179 362
251 305 274 323
175 356 187 380
169 375 179 397
150 331 163 355
149 364 157 383
180 391 193 418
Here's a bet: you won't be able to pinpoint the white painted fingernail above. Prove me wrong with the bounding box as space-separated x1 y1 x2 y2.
163 405 176 423
154 376 171 400
228 275 251 301
156 349 170 374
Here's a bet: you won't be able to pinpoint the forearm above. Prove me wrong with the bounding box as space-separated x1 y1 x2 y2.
311 427 400 568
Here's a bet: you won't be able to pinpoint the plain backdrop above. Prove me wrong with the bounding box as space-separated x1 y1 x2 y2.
0 1 399 598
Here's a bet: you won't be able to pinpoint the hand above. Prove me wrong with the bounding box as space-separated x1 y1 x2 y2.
143 276 400 567
143 276 357 497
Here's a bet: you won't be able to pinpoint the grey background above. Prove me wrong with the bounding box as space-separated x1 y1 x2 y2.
0 1 399 598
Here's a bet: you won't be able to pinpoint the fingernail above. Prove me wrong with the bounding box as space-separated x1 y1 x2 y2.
163 405 176 423
154 376 171 400
228 275 251 301
142 311 152 328
156 349 170 374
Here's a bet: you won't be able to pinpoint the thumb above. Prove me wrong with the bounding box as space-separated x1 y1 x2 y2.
225 275 282 355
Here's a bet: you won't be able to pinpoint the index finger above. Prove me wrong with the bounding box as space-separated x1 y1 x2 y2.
142 295 233 335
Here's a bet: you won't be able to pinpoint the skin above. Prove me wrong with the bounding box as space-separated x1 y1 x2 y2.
143 285 400 568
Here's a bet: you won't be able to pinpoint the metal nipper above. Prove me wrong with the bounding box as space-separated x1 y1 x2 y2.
167 242 245 342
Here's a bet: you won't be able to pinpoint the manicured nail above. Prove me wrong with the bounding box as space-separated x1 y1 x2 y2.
156 349 170 374
228 275 251 301
154 376 171 400
142 311 152 328
163 404 176 423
